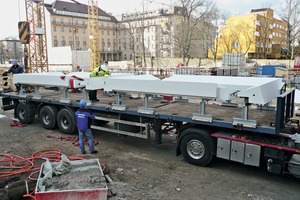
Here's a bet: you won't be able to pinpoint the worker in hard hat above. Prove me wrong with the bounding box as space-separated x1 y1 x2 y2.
89 61 110 102
75 99 98 154
5 59 24 74
2 59 24 92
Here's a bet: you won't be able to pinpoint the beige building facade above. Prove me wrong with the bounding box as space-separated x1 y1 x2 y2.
45 0 121 62
120 7 185 62
45 1 185 63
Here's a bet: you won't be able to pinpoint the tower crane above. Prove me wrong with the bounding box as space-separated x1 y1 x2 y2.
144 0 174 9
88 0 100 71
24 0 49 73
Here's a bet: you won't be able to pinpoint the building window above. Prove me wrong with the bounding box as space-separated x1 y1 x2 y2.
53 26 57 32
61 26 64 32
54 35 58 47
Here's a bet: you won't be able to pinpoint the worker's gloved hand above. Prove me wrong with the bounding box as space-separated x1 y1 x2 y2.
2 71 8 76
95 72 99 76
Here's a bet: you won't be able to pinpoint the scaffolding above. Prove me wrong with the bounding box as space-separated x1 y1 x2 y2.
25 0 49 73
88 0 100 71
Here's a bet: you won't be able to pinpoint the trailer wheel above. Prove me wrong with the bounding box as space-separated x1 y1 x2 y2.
57 108 76 134
180 129 214 166
16 102 37 124
39 105 58 130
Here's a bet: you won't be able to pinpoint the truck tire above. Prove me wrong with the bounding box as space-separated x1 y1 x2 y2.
57 108 76 134
15 102 37 124
39 105 58 130
180 129 215 166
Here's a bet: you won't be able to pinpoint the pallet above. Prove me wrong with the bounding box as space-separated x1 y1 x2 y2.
0 74 16 92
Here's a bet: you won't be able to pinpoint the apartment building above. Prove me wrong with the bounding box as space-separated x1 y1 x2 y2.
120 7 185 61
45 0 120 62
0 37 23 64
213 8 288 59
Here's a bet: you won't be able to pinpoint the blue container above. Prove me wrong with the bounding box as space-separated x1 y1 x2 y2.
257 65 285 77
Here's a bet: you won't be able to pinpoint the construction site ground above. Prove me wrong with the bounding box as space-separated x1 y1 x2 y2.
0 107 300 200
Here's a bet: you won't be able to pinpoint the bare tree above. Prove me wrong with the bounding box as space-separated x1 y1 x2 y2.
204 9 225 66
216 19 240 54
139 1 147 68
173 0 216 65
258 12 273 59
188 20 213 66
124 21 137 67
237 22 256 55
0 43 6 64
277 0 300 59
221 19 256 55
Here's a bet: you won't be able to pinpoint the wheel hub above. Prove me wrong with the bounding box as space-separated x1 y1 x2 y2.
187 139 205 159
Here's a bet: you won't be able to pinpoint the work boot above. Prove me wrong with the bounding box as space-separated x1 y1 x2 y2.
91 150 98 154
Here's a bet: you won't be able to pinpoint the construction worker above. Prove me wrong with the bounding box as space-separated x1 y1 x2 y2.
89 61 110 102
75 99 98 154
2 59 24 92
5 59 24 74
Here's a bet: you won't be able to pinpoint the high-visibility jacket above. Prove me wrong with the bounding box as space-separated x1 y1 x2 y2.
90 67 110 77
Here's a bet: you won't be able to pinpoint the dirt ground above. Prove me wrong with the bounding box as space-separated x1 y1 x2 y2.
0 109 300 200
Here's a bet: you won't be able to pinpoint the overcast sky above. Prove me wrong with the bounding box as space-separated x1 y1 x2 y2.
0 0 282 40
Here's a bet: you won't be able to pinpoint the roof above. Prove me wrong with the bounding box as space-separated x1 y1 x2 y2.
250 8 270 13
45 0 118 22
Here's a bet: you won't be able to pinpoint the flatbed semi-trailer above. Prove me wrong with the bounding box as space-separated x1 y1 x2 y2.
1 73 300 178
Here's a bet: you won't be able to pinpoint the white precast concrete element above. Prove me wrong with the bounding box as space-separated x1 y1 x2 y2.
66 72 136 90
12 72 284 105
13 72 78 88
163 75 284 104
13 72 136 90
104 74 218 99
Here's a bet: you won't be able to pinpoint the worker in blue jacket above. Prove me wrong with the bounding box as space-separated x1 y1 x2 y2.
75 99 98 154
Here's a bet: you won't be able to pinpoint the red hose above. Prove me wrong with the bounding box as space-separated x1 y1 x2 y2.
0 148 105 198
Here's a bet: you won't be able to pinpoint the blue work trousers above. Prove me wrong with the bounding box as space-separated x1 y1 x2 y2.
78 129 95 153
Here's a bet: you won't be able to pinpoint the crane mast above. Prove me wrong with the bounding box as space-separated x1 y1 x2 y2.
25 0 49 73
88 0 100 71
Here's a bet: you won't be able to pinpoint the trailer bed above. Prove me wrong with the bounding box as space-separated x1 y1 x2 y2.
2 89 276 128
